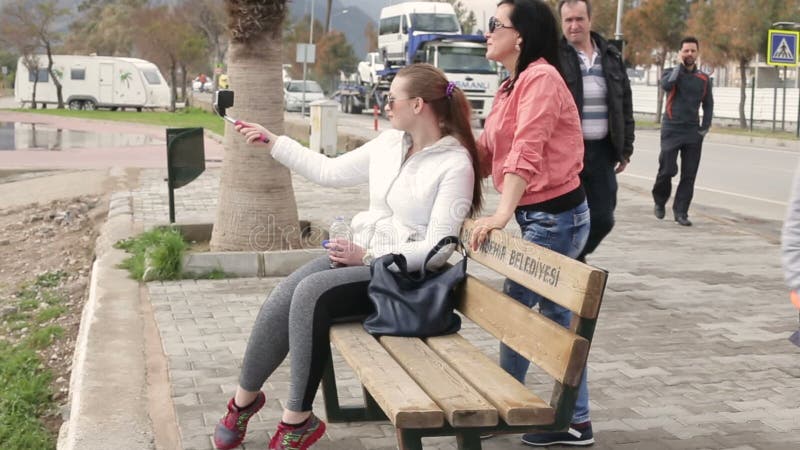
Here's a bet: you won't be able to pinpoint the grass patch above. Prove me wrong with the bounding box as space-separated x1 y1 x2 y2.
35 306 67 324
184 268 230 280
115 227 188 281
0 342 54 450
0 270 70 449
26 326 65 350
33 271 68 289
13 107 226 136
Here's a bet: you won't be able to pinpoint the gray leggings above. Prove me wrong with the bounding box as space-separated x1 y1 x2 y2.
238 256 372 412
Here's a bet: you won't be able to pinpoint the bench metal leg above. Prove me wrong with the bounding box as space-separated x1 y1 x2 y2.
397 429 424 450
320 350 387 423
456 431 482 450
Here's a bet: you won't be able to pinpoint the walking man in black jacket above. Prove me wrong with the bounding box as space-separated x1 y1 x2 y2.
652 36 714 226
558 0 634 263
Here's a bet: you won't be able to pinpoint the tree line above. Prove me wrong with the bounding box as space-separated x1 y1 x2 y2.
0 0 366 108
545 0 798 128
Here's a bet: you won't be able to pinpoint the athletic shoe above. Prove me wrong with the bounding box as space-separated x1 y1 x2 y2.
269 413 326 450
521 421 594 446
213 391 266 450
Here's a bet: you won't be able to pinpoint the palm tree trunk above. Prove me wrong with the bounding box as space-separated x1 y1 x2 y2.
210 33 302 251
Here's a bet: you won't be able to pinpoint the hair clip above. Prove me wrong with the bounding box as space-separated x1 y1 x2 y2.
445 82 456 98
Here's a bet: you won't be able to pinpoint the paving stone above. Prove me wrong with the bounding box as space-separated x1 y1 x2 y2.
140 167 800 449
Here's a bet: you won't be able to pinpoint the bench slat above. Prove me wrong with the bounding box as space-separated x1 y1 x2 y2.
330 323 445 428
426 333 555 425
456 276 590 387
379 336 499 427
460 219 606 319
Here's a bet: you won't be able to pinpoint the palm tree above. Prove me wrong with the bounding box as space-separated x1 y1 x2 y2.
211 0 302 251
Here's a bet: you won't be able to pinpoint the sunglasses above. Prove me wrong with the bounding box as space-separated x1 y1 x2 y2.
386 95 416 108
488 16 514 33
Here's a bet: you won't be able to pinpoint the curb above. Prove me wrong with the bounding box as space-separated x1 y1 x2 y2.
183 248 327 278
57 190 157 450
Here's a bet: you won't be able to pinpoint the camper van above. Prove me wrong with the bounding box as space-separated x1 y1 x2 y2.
378 2 461 66
14 55 171 111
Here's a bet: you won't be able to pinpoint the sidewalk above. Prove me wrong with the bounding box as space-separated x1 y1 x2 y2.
44 108 798 450
128 156 800 449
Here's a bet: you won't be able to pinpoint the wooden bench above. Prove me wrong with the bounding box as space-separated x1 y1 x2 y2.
320 219 607 450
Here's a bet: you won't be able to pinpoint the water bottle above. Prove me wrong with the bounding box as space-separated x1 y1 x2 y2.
328 216 352 268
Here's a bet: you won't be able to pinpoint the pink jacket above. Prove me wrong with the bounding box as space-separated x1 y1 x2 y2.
478 58 584 206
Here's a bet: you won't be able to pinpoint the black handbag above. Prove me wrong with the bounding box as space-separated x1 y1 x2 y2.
363 236 465 337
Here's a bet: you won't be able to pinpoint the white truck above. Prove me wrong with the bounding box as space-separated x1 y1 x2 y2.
357 52 384 86
337 44 498 126
378 2 462 67
336 2 498 124
14 55 171 111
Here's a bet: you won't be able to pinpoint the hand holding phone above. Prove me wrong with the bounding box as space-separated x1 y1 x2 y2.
214 89 269 143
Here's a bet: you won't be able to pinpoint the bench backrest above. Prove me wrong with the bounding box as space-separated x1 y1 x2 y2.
458 220 607 422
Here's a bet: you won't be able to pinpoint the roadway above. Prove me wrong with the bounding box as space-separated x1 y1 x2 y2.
334 110 800 222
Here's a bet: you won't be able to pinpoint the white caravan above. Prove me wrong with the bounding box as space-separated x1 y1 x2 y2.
378 2 461 66
14 55 171 110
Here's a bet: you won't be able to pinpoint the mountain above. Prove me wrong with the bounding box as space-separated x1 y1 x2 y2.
288 0 378 61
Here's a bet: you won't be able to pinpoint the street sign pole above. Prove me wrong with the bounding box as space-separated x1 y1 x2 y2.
302 0 315 117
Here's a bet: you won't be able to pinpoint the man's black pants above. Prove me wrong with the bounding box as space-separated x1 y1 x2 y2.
652 133 703 217
579 138 618 261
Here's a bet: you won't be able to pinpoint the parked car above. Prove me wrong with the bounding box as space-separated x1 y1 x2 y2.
284 80 325 112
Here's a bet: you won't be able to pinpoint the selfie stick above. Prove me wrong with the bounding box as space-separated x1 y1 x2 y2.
213 90 269 144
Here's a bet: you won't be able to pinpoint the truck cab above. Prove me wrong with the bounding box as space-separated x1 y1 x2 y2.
357 52 384 86
412 38 499 125
378 2 461 67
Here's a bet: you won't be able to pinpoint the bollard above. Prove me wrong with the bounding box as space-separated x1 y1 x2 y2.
310 99 339 156
373 104 379 131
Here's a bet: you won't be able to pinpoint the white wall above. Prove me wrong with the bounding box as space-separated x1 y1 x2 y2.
631 84 800 124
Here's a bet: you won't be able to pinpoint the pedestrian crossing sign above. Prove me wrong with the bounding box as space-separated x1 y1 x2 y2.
767 29 799 66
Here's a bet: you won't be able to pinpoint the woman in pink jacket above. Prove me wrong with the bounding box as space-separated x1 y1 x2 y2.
468 0 593 446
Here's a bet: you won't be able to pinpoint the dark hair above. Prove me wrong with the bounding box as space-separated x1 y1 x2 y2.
396 64 483 216
498 0 563 91
557 0 591 19
680 36 699 49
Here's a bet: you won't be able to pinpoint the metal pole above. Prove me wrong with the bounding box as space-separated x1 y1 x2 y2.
772 82 777 132
614 0 624 41
302 0 315 117
796 85 800 138
782 66 787 131
750 76 755 132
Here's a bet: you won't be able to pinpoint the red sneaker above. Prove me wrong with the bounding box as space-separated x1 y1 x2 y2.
213 392 266 450
269 413 326 450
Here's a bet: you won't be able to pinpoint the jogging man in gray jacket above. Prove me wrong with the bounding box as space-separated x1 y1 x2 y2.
652 36 714 226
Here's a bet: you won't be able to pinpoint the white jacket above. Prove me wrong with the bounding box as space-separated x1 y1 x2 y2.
271 129 474 271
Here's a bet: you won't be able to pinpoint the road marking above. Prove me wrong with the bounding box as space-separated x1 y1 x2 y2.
620 173 788 206
632 137 799 155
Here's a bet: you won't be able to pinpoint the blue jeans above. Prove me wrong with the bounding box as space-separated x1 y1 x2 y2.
499 200 591 424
